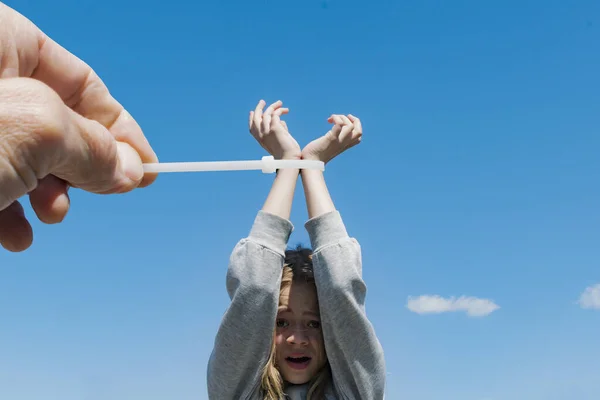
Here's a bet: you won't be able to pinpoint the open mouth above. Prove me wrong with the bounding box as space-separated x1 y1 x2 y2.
285 356 312 370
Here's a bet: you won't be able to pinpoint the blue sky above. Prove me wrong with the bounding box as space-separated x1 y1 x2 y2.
1 0 599 399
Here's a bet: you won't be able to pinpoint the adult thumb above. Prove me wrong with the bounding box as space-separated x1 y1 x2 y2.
0 77 144 211
55 107 145 195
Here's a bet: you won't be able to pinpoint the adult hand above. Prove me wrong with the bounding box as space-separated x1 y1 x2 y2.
0 3 158 252
249 100 301 160
301 114 362 163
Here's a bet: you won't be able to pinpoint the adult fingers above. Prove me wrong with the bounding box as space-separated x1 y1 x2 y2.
26 28 158 186
0 201 33 252
0 77 143 212
28 175 70 224
106 109 157 188
57 109 143 194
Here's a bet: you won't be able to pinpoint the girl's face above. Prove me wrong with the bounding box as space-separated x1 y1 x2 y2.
275 280 327 385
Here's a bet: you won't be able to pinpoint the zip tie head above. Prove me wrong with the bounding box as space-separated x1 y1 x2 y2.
261 155 276 173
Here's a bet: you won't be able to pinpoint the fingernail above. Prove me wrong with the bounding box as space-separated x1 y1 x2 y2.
116 142 143 183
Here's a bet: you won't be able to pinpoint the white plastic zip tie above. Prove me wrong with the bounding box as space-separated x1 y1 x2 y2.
142 156 324 174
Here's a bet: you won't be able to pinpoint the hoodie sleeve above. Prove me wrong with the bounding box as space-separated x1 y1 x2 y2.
207 211 293 400
305 210 386 400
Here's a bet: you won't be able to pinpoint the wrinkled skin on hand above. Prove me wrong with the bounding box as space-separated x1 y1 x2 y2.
0 3 158 252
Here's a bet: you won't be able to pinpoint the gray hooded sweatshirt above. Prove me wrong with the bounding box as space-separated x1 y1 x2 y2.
207 210 386 399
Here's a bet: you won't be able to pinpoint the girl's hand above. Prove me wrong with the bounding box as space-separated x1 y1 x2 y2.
301 114 362 164
249 100 301 160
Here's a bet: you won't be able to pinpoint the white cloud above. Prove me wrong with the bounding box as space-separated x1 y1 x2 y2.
406 294 500 317
577 283 600 310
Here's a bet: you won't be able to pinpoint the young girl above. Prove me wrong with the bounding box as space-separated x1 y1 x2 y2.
207 100 386 399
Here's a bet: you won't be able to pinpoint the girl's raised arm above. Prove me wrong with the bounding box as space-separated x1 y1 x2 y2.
207 100 301 399
301 115 387 399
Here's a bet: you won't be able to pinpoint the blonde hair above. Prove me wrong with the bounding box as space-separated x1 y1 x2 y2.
260 247 332 400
